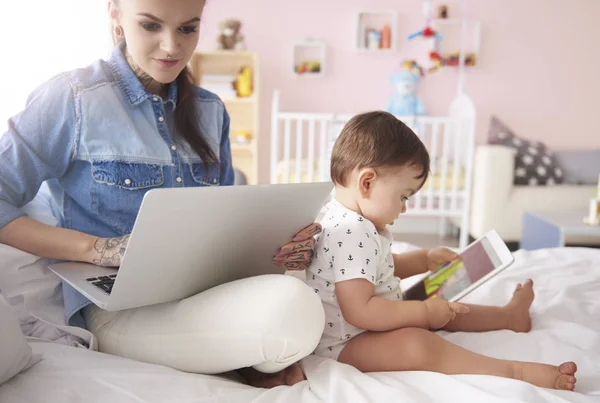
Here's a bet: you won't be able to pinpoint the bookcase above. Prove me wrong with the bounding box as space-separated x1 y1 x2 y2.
190 51 260 185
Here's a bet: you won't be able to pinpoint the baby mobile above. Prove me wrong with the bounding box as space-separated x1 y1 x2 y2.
386 1 474 117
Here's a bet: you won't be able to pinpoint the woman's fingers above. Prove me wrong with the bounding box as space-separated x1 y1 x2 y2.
278 262 310 271
276 238 315 258
275 251 313 264
292 222 322 242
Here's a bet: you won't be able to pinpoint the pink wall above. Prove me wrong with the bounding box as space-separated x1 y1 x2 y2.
197 0 600 184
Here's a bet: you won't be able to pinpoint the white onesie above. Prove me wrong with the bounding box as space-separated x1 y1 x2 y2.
306 198 402 360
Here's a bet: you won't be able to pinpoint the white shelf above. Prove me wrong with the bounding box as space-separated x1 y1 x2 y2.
355 10 398 52
431 18 481 67
293 40 326 77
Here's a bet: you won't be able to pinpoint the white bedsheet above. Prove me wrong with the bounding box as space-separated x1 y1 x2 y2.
1 247 599 403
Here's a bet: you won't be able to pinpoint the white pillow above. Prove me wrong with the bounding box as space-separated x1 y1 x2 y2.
0 294 39 384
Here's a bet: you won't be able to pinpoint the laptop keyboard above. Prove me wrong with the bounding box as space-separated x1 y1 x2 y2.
86 274 117 295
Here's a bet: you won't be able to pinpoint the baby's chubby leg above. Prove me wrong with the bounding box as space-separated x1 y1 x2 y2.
443 279 534 333
338 327 577 391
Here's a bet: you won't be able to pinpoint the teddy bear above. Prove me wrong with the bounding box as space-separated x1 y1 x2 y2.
216 19 246 50
386 62 426 116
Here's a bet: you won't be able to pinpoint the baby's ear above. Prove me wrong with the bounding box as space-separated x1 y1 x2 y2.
357 168 377 197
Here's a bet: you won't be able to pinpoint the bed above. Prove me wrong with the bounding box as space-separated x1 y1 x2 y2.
1 238 599 402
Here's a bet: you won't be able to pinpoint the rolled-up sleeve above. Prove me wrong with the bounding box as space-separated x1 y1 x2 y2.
0 75 76 229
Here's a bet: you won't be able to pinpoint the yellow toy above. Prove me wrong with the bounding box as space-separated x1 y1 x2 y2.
233 130 253 144
234 66 253 97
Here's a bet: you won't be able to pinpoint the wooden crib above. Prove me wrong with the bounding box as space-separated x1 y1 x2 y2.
269 90 476 248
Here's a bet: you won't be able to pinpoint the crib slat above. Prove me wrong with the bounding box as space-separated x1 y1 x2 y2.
427 122 440 210
451 121 461 211
319 120 328 181
283 119 291 184
308 119 316 183
295 119 303 184
439 126 450 212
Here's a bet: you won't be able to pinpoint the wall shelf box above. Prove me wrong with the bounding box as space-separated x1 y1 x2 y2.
431 18 481 67
293 40 326 77
355 10 398 52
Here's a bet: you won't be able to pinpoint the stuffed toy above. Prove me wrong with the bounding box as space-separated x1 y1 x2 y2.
216 19 246 50
233 66 253 97
386 63 426 116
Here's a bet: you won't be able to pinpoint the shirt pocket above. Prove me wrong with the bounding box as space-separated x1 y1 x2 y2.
92 161 164 189
189 162 220 186
90 161 164 234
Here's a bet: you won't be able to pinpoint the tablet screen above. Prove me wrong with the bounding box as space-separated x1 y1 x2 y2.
423 236 504 300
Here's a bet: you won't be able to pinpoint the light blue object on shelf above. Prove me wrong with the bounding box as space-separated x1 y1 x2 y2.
386 70 426 116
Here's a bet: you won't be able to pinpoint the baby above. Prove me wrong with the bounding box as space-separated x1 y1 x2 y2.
306 111 577 391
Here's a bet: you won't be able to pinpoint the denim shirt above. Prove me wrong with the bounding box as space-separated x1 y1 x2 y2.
0 43 234 328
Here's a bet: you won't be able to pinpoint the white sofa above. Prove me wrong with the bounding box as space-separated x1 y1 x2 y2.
466 145 596 245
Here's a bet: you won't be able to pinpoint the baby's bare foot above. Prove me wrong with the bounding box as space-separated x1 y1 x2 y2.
505 279 534 333
513 361 577 391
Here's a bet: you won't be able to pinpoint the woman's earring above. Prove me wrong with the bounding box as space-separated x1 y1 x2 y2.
115 25 124 39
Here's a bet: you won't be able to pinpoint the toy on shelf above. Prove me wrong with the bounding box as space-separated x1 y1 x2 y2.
295 61 321 75
233 130 253 145
386 60 426 116
438 4 449 19
408 1 442 41
216 19 246 50
233 66 253 97
356 11 397 51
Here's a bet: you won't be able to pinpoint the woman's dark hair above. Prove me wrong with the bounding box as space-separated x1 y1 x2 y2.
175 67 218 167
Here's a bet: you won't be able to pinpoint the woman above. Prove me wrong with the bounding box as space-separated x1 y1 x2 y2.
0 0 323 388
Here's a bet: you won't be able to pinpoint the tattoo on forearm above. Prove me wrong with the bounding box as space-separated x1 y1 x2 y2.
92 235 130 267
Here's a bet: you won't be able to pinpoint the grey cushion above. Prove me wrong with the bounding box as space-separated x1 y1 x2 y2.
554 150 600 185
488 116 564 186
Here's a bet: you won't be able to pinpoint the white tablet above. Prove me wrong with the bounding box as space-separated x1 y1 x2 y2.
403 230 515 302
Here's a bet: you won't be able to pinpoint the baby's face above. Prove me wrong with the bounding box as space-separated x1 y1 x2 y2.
360 165 424 231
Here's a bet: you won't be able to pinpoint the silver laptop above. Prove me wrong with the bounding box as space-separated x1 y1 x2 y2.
49 182 333 311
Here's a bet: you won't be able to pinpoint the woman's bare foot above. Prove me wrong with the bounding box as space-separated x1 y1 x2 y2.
505 279 535 333
513 361 577 391
237 362 305 389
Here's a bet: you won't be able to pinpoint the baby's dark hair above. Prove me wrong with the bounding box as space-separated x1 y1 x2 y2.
330 111 430 187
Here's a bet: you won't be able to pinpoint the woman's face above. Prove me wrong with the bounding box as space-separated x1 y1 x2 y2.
111 0 205 84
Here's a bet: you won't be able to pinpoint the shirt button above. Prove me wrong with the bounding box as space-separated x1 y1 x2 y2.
158 116 165 122
124 179 132 185
176 177 182 183
153 96 159 102
171 145 177 151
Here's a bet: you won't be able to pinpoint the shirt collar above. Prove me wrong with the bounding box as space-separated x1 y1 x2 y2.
107 42 178 107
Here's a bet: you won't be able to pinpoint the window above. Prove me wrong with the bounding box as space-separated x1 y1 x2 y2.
0 0 112 133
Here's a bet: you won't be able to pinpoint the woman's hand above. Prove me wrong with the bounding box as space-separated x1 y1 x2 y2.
426 247 459 272
89 235 130 267
273 223 322 271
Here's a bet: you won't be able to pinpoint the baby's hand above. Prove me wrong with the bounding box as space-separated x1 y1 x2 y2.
427 247 459 272
424 298 469 329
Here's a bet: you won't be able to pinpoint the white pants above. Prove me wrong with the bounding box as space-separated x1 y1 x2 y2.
83 274 325 374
